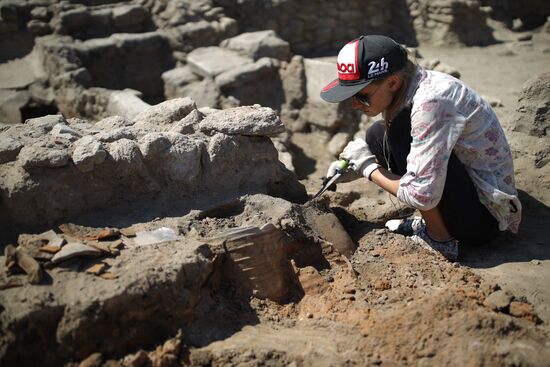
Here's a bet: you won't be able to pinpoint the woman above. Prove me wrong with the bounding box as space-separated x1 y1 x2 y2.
320 35 521 261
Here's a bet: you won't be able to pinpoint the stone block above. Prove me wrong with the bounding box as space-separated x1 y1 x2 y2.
513 71 550 137
162 66 200 99
106 90 151 120
187 47 252 78
220 30 290 61
51 123 82 141
134 98 197 129
19 144 70 169
72 136 107 173
199 105 285 137
0 136 23 164
112 5 147 28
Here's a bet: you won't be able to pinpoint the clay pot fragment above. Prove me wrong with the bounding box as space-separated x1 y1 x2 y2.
4 244 43 284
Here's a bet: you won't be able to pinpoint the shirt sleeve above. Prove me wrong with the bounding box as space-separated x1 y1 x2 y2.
397 97 466 210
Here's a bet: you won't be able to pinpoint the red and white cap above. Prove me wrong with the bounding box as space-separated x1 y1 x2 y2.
320 35 407 103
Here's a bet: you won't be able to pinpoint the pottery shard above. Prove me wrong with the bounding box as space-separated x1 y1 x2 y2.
51 242 102 264
199 105 284 136
12 246 43 284
209 223 293 303
302 204 356 258
59 223 120 241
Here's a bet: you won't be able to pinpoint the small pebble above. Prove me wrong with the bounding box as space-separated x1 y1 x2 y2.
531 259 541 265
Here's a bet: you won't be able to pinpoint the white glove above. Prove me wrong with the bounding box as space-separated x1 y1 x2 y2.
325 160 361 183
339 138 380 180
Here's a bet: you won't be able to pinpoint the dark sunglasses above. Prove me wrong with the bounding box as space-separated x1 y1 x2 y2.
353 93 372 107
353 85 381 107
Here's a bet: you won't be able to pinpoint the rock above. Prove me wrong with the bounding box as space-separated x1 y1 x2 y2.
19 229 66 250
106 90 151 120
513 71 550 137
187 47 253 78
25 114 66 131
0 136 23 164
220 30 291 61
107 139 145 178
302 58 361 131
173 78 221 108
0 90 30 124
19 143 70 169
483 290 513 311
199 105 285 136
27 19 51 35
51 242 102 264
421 59 461 78
78 352 103 367
138 133 172 160
214 57 283 108
124 350 150 367
31 6 50 20
95 115 134 130
17 230 65 261
95 127 137 143
328 132 351 157
280 55 306 109
134 98 197 129
72 136 107 173
170 109 203 134
60 8 90 28
51 123 82 141
272 139 295 172
162 66 200 100
15 247 43 284
139 132 203 182
112 5 147 28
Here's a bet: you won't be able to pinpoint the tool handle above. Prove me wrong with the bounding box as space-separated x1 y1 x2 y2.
335 159 349 173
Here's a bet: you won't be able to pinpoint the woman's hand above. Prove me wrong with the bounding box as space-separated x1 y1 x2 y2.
340 138 380 180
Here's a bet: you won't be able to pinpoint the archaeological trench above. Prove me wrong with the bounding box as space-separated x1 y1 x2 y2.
1 0 550 366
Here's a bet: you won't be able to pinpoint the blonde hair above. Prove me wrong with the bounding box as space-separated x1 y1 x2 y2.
378 50 418 130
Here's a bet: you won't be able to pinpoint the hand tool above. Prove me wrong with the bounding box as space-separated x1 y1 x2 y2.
311 159 349 200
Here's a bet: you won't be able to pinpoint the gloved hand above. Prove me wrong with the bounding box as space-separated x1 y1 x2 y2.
339 138 380 180
325 160 361 184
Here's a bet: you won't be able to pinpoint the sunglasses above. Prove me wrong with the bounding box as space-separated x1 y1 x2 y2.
353 85 381 107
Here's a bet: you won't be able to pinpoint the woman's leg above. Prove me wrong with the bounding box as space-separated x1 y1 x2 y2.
365 112 499 244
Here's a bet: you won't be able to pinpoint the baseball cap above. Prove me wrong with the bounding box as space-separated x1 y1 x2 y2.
320 35 408 103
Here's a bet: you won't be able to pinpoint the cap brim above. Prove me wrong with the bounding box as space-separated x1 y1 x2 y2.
320 79 371 103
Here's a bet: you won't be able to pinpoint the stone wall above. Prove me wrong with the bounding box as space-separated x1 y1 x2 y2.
0 100 307 231
214 0 418 55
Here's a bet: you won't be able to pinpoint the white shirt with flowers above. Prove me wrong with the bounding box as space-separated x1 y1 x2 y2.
396 67 521 233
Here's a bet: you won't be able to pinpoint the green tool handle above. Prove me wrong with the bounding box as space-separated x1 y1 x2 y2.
335 159 349 174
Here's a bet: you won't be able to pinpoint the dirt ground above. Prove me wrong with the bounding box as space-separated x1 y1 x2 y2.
96 25 550 366
2 21 550 367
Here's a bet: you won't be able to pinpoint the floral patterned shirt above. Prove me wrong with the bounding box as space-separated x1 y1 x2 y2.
396 67 521 233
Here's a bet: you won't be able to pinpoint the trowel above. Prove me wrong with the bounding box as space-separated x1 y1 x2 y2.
311 159 350 200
